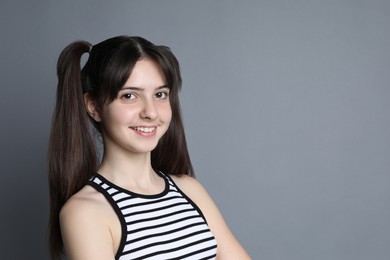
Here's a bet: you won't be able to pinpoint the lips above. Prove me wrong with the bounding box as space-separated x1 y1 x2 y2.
130 126 156 133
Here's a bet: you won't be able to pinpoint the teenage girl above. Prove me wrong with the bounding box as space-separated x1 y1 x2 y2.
48 36 251 260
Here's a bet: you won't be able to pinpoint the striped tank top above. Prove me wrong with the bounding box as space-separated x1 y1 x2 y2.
88 171 217 260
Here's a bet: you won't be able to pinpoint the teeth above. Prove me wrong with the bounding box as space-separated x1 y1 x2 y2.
132 127 155 133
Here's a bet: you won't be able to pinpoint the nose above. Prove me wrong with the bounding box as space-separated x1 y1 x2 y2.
140 99 158 120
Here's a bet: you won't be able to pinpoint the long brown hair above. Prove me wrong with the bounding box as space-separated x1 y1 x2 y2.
48 36 193 259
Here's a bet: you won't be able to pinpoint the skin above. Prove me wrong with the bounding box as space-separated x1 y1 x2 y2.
60 59 251 259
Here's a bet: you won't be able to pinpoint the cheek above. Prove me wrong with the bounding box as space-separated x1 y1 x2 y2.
102 107 134 125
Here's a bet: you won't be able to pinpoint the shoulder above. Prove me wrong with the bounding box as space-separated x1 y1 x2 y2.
60 185 106 223
169 174 210 203
60 185 117 259
169 174 217 219
170 174 252 259
60 185 111 240
170 174 203 192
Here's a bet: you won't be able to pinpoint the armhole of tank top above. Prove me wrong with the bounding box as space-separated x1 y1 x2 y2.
162 173 210 225
87 179 127 260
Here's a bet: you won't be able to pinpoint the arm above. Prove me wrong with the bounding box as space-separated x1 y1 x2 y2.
171 175 251 260
59 187 116 260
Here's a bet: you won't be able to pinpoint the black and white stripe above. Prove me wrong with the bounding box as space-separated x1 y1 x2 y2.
89 172 217 260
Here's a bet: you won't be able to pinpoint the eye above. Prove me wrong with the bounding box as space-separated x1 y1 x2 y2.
121 93 136 100
155 91 169 100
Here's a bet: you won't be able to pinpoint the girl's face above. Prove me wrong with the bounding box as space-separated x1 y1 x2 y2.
93 59 172 155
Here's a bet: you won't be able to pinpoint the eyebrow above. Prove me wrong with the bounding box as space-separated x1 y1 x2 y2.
121 85 169 91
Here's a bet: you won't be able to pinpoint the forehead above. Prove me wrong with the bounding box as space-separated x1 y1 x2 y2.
124 59 166 88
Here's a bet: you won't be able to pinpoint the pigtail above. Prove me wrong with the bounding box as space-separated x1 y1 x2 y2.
48 41 98 259
151 46 194 177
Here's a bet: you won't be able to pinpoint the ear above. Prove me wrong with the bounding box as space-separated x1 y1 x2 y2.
83 94 102 122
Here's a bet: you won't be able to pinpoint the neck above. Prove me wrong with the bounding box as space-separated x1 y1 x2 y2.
98 146 156 188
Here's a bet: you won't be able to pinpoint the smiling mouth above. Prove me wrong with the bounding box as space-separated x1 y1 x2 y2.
130 127 156 133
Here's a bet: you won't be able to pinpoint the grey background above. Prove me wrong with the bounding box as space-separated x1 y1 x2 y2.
1 0 389 259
